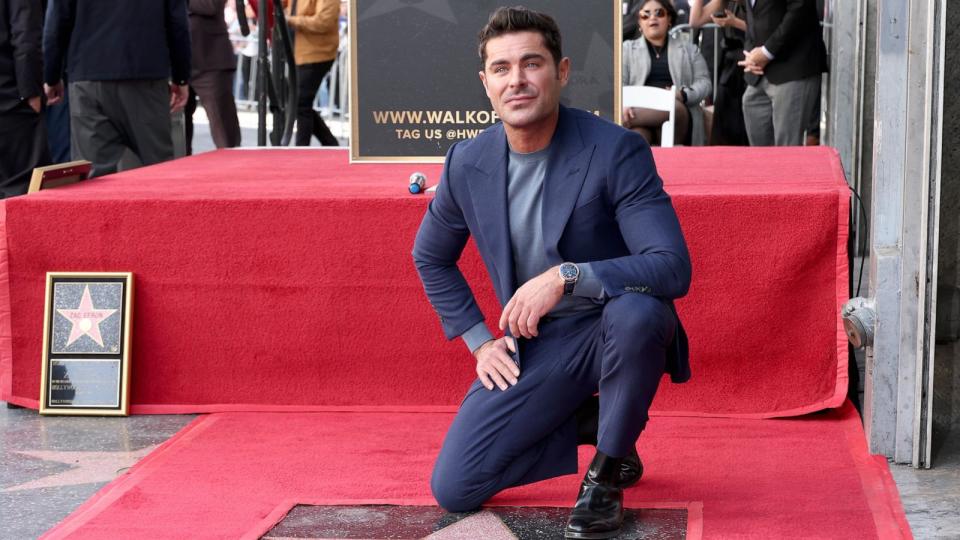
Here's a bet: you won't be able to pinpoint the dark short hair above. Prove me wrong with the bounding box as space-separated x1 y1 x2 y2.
639 0 678 28
477 6 563 67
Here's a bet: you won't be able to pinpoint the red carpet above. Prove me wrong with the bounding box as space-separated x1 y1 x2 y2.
0 147 849 417
40 401 909 539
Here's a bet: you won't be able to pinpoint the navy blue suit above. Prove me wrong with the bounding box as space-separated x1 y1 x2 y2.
413 106 691 512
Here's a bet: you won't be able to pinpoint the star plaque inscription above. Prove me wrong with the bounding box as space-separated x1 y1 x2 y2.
40 273 133 416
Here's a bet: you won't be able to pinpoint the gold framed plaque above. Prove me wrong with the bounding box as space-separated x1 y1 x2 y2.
39 272 134 416
28 160 92 193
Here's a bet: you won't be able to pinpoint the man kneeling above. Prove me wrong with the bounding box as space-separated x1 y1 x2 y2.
412 7 692 539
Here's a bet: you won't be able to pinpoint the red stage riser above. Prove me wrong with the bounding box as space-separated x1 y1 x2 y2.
0 148 849 416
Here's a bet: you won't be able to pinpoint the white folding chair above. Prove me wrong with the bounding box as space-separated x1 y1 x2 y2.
622 85 676 147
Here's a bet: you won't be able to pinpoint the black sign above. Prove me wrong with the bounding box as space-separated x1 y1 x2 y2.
40 273 134 416
350 0 621 161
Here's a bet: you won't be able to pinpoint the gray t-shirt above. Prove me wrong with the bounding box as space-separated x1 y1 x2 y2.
459 144 607 353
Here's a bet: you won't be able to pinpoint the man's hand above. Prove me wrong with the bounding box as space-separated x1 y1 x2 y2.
44 82 64 106
169 83 189 113
622 106 636 125
27 96 42 113
474 336 519 391
738 47 769 76
499 266 564 339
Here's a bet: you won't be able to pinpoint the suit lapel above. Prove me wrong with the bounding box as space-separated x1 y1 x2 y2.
542 107 594 262
467 127 517 295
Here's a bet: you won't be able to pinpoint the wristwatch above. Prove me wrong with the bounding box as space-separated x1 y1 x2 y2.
558 262 580 296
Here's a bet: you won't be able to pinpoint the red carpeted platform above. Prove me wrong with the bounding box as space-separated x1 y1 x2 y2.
39 401 910 539
0 147 849 417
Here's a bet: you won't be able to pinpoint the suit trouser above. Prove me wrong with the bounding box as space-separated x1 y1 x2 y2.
295 61 339 146
190 70 241 150
70 80 173 178
431 293 675 512
0 106 51 199
742 74 820 146
44 83 72 163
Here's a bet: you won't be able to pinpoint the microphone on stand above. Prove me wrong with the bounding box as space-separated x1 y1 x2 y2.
409 172 427 194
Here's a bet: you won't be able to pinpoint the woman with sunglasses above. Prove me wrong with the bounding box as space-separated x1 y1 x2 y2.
621 0 711 146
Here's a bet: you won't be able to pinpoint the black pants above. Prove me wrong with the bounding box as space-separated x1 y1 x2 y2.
45 83 72 163
0 106 50 198
295 60 338 146
185 70 242 155
70 79 173 178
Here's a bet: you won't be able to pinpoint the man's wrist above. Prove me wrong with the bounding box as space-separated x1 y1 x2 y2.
461 321 494 354
472 338 495 357
558 262 580 296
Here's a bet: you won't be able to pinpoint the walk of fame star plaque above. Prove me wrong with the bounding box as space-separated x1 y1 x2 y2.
39 272 133 416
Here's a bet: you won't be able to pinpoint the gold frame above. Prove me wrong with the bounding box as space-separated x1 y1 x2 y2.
39 272 134 416
28 160 92 194
349 0 623 163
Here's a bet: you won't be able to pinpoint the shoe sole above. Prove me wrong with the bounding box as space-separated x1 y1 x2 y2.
564 529 622 539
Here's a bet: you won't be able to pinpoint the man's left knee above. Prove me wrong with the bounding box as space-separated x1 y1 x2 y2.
602 293 674 348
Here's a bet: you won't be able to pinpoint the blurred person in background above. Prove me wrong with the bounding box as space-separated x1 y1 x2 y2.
737 0 826 146
226 0 258 101
285 0 340 146
44 0 191 177
622 0 711 146
689 0 748 145
0 0 49 198
185 0 241 154
40 0 71 163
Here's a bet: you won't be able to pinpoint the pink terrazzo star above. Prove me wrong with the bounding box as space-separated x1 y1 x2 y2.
424 511 517 539
3 446 156 492
56 285 117 347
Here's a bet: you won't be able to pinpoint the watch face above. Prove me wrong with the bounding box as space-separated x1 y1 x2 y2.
560 263 579 281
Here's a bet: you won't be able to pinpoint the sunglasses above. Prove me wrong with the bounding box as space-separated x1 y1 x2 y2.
639 8 667 20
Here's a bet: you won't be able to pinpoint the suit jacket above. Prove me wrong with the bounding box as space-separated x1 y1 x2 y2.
413 106 691 383
744 0 827 85
0 0 43 113
286 0 340 65
622 36 712 146
188 0 235 75
44 0 191 85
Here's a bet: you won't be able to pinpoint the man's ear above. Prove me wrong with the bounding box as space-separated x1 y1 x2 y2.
478 70 490 98
557 57 571 86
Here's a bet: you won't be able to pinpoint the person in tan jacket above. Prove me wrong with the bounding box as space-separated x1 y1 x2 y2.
285 0 340 146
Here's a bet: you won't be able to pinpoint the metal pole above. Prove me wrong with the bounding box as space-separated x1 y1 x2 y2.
257 0 268 146
713 25 718 104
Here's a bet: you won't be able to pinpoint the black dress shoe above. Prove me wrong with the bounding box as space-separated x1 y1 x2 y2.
575 395 644 488
618 448 643 488
565 450 624 539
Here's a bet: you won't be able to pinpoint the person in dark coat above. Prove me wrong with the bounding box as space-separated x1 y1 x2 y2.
737 0 827 146
0 0 50 198
44 0 191 177
690 0 750 145
185 0 241 154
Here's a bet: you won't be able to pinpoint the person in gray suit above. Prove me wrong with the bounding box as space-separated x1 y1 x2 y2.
186 0 241 152
737 0 827 146
621 0 711 146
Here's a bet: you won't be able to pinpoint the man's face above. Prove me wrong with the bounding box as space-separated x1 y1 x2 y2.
479 31 570 132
